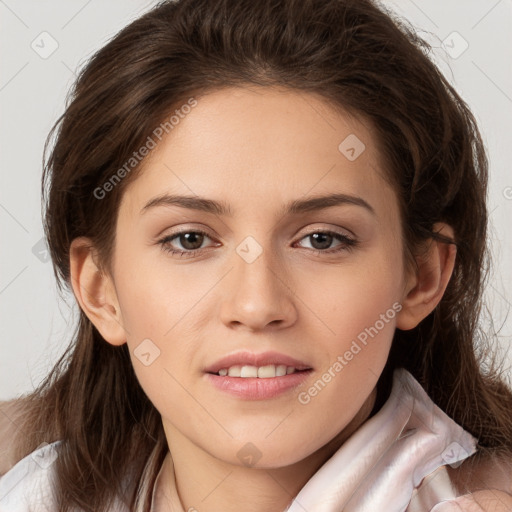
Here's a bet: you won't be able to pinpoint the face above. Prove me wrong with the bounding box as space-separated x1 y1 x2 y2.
109 86 407 468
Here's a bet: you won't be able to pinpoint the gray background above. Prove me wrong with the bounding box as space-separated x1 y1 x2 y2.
1 0 511 400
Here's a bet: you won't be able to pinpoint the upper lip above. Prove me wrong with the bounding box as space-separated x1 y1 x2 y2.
204 351 313 374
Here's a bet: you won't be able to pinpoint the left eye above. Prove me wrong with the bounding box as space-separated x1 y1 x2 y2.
296 231 355 252
159 230 213 255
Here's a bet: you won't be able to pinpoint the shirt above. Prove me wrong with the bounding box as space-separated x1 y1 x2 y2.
0 368 480 511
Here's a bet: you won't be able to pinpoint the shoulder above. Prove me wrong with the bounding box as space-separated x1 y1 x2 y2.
1 440 131 512
430 490 512 511
0 440 60 511
0 399 28 475
446 451 512 494
439 452 512 511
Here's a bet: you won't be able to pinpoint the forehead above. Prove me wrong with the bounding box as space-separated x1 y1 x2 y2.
119 85 397 220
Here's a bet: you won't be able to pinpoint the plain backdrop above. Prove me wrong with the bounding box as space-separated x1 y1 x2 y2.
0 0 511 400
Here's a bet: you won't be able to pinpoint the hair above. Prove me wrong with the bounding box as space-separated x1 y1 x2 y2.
7 0 512 510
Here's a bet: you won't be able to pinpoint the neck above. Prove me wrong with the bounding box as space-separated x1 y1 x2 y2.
157 388 377 512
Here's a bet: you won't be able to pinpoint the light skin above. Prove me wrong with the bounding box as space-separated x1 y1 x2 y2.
70 86 457 511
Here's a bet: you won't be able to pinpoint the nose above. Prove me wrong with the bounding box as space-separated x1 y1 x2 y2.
219 241 297 332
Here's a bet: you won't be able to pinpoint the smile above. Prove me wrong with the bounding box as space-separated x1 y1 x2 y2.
214 364 298 378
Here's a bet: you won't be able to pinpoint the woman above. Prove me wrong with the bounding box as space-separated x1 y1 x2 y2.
1 0 511 510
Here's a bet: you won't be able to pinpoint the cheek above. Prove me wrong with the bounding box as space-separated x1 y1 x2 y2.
111 256 206 406
312 278 397 388
295 271 399 435
113 252 200 339
302 249 403 338
297 244 402 390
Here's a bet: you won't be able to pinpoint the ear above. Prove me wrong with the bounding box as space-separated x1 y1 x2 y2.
396 223 456 331
69 237 127 346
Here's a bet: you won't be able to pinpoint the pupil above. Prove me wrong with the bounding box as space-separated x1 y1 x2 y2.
181 233 203 250
311 233 332 250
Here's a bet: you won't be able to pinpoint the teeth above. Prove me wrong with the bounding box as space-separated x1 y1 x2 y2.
227 366 241 377
275 365 288 377
218 365 298 378
241 365 258 378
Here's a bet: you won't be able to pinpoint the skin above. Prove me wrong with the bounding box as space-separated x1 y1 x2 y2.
430 490 512 511
70 86 457 511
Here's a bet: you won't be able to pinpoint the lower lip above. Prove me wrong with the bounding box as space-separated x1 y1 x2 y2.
204 370 313 400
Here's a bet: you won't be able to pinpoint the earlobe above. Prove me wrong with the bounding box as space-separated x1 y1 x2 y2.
396 223 457 331
69 237 127 346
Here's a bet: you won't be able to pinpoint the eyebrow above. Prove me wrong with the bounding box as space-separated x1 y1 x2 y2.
140 192 376 217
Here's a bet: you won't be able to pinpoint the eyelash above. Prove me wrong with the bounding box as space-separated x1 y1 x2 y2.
158 228 359 258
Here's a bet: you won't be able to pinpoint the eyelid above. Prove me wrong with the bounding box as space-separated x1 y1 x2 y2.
155 223 217 240
299 225 356 239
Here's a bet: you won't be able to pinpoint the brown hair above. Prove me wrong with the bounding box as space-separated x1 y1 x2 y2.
7 0 512 510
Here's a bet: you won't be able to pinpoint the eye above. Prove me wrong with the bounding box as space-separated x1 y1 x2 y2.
295 230 358 254
158 229 216 257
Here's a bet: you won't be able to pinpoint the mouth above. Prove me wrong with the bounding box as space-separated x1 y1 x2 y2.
207 364 311 378
203 351 313 400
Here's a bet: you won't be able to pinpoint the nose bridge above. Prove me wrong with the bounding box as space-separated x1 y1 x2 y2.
234 234 289 301
219 234 296 329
